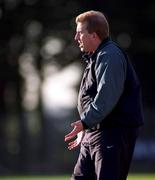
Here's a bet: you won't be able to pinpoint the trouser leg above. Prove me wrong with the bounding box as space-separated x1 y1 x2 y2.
71 143 95 180
119 128 139 180
93 134 120 180
71 127 139 180
92 127 139 180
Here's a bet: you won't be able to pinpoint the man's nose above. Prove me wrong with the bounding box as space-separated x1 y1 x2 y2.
74 33 78 41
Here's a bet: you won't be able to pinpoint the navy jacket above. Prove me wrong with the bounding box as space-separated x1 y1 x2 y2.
78 38 144 129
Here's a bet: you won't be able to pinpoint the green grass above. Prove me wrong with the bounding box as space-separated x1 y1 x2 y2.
0 176 69 180
0 174 155 180
128 174 155 180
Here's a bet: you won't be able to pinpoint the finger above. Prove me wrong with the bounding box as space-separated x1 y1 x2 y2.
68 140 79 147
65 127 78 142
68 142 78 150
65 132 76 142
68 141 76 146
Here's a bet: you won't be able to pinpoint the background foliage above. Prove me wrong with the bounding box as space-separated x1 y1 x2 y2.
0 0 155 175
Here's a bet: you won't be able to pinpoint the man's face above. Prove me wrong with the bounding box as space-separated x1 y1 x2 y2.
74 22 94 53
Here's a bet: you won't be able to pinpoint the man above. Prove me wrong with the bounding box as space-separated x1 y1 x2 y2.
65 10 143 180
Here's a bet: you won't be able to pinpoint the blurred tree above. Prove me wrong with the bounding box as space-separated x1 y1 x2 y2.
0 0 155 175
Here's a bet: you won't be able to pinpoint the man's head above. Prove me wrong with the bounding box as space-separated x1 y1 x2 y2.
74 10 109 53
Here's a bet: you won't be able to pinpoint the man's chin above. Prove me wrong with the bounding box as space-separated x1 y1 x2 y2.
80 47 85 52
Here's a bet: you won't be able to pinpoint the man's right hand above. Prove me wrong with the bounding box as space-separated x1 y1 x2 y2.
64 120 84 150
67 131 84 150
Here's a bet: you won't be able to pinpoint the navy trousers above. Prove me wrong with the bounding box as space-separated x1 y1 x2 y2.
71 127 139 180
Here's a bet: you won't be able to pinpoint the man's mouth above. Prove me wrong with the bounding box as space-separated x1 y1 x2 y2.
79 43 83 48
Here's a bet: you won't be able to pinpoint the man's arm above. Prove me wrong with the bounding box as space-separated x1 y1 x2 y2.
81 51 127 128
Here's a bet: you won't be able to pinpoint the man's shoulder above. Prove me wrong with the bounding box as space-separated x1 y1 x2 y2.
95 41 127 70
99 40 127 60
101 40 123 54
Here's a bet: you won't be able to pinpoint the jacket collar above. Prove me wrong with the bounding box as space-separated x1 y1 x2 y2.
82 37 111 63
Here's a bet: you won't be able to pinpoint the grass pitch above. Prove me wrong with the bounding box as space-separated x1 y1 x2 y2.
0 174 155 179
128 174 155 180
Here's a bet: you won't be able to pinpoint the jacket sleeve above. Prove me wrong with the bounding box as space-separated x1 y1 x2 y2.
81 50 127 128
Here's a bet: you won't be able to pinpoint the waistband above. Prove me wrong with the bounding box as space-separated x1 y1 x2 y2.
85 122 141 133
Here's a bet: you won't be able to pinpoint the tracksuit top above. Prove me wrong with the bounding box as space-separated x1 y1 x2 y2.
78 37 144 129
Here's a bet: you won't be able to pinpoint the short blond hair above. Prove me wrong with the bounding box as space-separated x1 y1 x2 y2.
76 10 109 40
